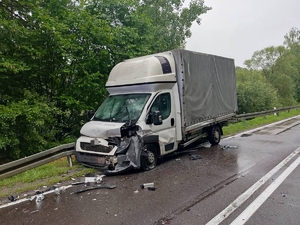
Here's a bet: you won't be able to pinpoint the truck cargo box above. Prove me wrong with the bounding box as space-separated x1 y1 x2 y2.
172 49 237 132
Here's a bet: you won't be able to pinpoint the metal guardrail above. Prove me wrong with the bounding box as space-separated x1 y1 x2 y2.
0 105 299 180
236 105 300 121
0 143 75 180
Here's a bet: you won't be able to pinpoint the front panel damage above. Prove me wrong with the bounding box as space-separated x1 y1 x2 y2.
75 123 155 175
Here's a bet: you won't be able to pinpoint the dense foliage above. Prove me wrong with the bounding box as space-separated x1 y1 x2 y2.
0 0 210 160
237 27 300 114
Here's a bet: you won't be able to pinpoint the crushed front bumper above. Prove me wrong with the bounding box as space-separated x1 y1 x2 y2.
75 136 142 175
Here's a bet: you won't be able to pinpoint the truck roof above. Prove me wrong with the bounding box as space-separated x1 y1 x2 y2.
106 51 176 94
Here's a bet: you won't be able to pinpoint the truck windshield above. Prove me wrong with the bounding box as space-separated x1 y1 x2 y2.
93 94 151 124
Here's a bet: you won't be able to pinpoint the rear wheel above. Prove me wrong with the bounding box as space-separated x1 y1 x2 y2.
141 144 158 171
208 125 221 145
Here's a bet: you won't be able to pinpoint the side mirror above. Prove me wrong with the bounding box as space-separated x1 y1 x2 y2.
153 110 162 125
87 110 95 120
146 113 153 124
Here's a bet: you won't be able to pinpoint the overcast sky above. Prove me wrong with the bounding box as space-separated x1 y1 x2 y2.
185 0 300 67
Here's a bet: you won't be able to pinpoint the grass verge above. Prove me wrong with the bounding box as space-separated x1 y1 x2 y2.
0 156 95 199
0 108 299 199
223 109 300 136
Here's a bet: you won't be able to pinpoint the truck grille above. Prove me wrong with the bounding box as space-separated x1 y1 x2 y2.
80 142 112 153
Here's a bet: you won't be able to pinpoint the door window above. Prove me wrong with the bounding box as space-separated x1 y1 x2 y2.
150 93 171 120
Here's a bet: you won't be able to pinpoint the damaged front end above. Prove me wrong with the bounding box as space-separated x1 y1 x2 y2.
75 123 157 175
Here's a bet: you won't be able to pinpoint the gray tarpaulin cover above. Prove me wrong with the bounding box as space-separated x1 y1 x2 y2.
171 49 237 129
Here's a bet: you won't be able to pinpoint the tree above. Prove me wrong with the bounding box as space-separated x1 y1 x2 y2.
236 68 279 114
137 0 211 52
283 27 300 102
243 44 298 106
284 27 300 49
244 46 285 79
0 91 60 160
0 0 211 160
85 0 211 64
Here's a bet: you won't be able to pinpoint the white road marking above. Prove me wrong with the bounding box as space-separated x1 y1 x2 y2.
230 154 300 225
0 185 72 209
206 146 300 225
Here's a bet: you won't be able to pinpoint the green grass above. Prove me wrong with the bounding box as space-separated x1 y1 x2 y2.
0 108 299 199
0 156 95 198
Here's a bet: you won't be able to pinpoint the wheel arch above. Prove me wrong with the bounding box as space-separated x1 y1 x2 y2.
142 135 161 157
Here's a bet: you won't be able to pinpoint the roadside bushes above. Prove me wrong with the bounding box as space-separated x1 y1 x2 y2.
236 68 279 114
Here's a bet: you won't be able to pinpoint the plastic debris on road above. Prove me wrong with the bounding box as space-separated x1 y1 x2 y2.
36 194 44 202
148 187 156 191
189 154 201 160
222 145 238 150
141 183 154 189
81 173 106 184
8 195 19 202
74 184 117 194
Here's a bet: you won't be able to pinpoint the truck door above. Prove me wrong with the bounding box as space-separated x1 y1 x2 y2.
148 91 177 153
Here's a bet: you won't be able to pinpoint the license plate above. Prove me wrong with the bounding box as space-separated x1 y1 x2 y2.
83 155 106 165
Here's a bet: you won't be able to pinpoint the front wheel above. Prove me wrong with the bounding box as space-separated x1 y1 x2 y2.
208 125 221 145
140 144 158 171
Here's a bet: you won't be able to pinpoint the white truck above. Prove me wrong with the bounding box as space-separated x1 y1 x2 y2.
75 49 237 174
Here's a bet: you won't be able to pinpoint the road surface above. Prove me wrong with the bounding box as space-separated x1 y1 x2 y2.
1 116 300 225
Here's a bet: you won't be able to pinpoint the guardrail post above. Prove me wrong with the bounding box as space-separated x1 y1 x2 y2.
67 155 73 167
243 118 246 126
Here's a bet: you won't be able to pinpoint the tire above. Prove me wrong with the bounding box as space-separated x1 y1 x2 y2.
141 144 158 171
208 125 221 145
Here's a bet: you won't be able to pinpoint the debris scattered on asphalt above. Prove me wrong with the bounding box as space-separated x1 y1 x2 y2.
222 145 238 150
141 183 154 189
74 184 116 194
175 158 181 161
81 174 106 184
188 154 201 160
72 182 85 186
30 210 39 214
36 194 44 202
54 188 61 195
134 189 139 194
8 195 19 202
148 187 156 191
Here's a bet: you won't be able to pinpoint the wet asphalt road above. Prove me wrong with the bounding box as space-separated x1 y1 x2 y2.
1 116 300 225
